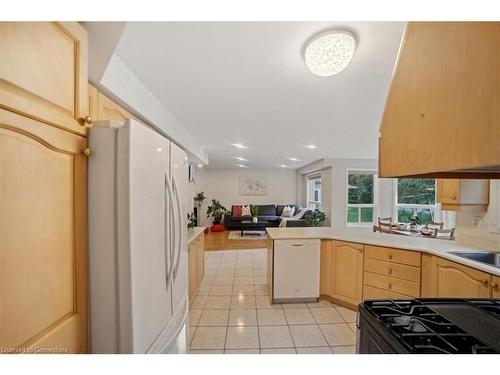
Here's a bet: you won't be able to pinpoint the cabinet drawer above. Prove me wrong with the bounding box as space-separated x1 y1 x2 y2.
365 245 421 267
364 272 420 297
364 258 421 283
363 285 412 301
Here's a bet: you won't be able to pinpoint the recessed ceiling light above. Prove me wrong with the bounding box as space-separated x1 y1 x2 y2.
230 143 248 149
287 157 301 162
304 144 317 149
233 156 249 162
236 164 247 168
304 31 356 77
197 164 203 168
278 164 289 168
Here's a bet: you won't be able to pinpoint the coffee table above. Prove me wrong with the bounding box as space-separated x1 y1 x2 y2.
240 220 269 236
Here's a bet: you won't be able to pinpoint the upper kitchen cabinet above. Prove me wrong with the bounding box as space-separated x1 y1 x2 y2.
0 22 89 135
437 179 489 211
379 22 500 178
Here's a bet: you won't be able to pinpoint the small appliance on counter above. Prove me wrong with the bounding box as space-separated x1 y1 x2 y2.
357 298 500 354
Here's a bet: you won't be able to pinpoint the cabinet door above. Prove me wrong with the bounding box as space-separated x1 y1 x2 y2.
188 244 197 301
379 22 500 177
492 276 500 298
331 241 364 306
320 240 333 296
0 22 88 135
196 236 205 286
437 179 460 205
0 109 88 353
421 254 491 298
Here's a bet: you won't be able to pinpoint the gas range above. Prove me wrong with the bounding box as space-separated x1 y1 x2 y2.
357 299 500 354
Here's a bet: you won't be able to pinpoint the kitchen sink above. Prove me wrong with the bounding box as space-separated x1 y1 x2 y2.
448 251 500 269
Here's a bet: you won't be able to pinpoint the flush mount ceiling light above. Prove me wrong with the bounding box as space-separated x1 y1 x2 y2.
233 156 249 162
304 144 318 149
278 164 289 168
236 164 247 168
287 157 301 162
304 31 356 77
230 143 248 149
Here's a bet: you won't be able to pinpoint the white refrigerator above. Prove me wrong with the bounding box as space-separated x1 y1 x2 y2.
88 119 189 353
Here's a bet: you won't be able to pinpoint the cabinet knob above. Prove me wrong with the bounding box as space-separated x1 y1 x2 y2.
388 253 393 260
388 267 393 275
388 282 392 289
491 282 498 289
78 115 93 127
482 280 489 287
81 147 91 157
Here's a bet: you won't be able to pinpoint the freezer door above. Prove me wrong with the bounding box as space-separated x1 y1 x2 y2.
117 120 173 353
170 142 189 313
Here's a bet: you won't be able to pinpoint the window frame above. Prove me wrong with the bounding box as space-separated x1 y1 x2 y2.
307 174 322 210
345 169 378 227
393 179 440 224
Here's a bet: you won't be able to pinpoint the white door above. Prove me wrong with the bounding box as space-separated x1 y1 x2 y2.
118 120 173 353
170 142 189 312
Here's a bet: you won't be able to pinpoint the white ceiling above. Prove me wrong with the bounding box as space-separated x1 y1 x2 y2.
114 22 405 169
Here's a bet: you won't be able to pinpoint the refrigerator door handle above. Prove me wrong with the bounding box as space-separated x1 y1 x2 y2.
172 174 183 279
164 172 175 289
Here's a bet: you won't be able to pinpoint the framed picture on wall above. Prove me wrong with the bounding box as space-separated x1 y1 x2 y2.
239 176 267 196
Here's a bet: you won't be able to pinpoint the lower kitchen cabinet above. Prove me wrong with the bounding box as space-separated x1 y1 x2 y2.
492 276 500 298
188 232 205 301
320 240 363 308
421 254 492 298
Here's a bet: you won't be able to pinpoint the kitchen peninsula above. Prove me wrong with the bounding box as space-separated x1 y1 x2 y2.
266 227 500 310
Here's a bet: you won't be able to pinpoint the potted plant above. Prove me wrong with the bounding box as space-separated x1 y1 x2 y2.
409 215 422 231
206 199 227 225
187 212 196 229
250 205 259 223
306 210 326 227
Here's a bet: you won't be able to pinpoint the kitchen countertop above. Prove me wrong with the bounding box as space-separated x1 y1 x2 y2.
266 227 500 276
187 227 205 244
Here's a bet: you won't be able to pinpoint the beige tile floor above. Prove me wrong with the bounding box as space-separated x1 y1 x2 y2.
188 249 358 354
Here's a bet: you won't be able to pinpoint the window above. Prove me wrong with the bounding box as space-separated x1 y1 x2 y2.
307 175 322 210
346 170 376 225
394 179 437 224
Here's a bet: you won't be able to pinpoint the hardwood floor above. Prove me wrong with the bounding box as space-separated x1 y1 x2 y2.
204 229 268 251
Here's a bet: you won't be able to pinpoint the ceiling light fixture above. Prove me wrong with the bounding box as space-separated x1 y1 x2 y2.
236 164 247 168
233 156 249 162
304 144 317 149
304 31 356 77
197 164 203 168
230 143 248 149
287 157 301 162
278 164 288 168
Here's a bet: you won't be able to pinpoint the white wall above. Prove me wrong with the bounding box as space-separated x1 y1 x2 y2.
455 181 500 251
193 168 298 226
298 159 394 229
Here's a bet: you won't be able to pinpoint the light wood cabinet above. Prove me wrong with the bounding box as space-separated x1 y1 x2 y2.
421 254 492 298
437 179 489 212
96 91 138 124
379 22 500 178
0 109 88 353
492 276 500 298
363 245 421 300
329 241 364 307
188 231 205 301
0 22 89 135
319 240 333 296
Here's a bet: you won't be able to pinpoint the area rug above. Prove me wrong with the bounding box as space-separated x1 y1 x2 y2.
227 231 268 240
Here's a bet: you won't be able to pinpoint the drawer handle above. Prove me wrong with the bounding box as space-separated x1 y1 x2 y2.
388 282 392 290
388 267 393 275
291 244 303 247
387 253 393 260
489 282 498 289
